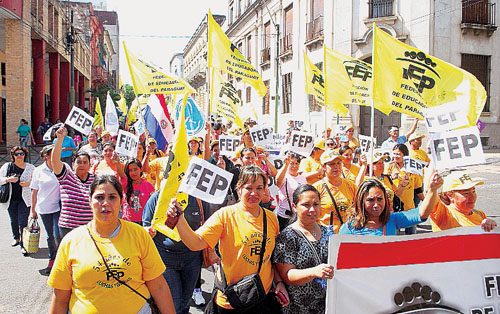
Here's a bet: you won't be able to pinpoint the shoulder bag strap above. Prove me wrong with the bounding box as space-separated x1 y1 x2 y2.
292 228 321 265
284 178 293 213
219 207 267 289
322 182 344 225
86 227 148 302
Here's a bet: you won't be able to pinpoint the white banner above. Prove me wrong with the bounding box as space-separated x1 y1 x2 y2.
249 125 274 146
266 154 286 209
43 123 64 141
263 133 287 153
289 131 315 157
424 101 469 133
218 134 241 157
178 156 233 204
327 227 500 314
65 107 94 136
358 135 377 153
105 93 120 135
430 126 485 170
116 130 138 158
402 156 427 176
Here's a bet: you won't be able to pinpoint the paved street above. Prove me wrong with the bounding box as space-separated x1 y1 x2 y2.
0 154 498 314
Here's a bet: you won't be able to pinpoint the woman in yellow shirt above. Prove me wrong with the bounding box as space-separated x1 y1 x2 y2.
166 166 289 313
356 151 396 206
48 175 175 314
431 171 497 232
313 150 357 233
384 144 423 234
339 146 360 183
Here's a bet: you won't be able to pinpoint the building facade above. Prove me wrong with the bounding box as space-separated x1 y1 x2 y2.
0 0 91 145
183 14 226 113
224 0 500 147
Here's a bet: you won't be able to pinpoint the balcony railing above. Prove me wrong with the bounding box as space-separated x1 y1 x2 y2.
280 34 293 55
369 0 393 18
261 47 271 65
306 15 324 42
462 1 496 25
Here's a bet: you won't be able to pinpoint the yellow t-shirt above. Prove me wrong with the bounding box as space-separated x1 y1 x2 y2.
430 201 487 232
385 163 421 211
197 205 279 309
409 148 430 188
92 159 121 178
314 179 357 233
348 138 359 149
298 156 321 174
341 164 360 183
147 156 170 190
47 220 166 314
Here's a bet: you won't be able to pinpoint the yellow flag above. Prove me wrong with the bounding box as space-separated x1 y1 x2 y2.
93 97 104 129
304 52 326 107
372 25 486 123
207 11 267 97
210 69 244 129
123 42 195 95
152 93 190 241
117 76 127 113
323 46 391 115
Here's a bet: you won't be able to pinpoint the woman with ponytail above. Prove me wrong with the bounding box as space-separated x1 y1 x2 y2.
121 158 154 224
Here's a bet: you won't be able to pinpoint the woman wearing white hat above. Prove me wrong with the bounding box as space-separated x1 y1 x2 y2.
431 171 497 232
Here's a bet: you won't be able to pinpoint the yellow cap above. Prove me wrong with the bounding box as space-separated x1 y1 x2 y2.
320 149 344 164
367 151 386 164
442 171 484 192
314 139 325 150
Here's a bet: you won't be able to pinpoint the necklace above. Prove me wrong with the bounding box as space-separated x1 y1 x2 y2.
296 224 319 238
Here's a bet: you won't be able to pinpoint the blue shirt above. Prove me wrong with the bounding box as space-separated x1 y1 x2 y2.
338 207 425 236
381 135 407 149
53 136 76 158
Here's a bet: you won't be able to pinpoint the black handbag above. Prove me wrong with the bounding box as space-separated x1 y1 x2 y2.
216 208 268 310
87 228 160 314
0 163 13 203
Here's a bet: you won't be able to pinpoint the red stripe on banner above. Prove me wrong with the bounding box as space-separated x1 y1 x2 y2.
337 234 500 269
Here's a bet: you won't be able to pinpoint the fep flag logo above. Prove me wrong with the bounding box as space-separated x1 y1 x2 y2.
372 25 486 125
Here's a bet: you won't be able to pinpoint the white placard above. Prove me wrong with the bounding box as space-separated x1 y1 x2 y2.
430 126 485 170
249 125 273 146
218 134 241 157
402 156 427 176
289 131 315 157
327 227 500 314
65 107 94 136
178 156 233 205
43 123 64 141
424 101 469 133
358 134 377 153
115 130 138 158
263 133 286 153
134 119 146 135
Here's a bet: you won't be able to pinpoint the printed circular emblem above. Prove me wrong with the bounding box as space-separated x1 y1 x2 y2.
160 120 167 129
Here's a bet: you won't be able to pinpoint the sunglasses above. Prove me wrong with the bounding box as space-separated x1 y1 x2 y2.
326 143 335 147
13 152 25 156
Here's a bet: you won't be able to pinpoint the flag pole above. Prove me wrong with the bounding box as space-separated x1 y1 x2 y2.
369 25 375 178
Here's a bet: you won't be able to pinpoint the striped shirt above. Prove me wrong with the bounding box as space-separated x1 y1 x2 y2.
56 164 95 229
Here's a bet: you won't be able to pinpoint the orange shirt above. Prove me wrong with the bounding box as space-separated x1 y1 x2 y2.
314 179 357 233
430 201 487 232
197 205 279 309
341 164 360 183
385 163 421 211
91 159 121 178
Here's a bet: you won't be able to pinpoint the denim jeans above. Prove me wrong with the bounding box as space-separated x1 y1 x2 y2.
7 199 29 243
40 211 61 260
59 226 74 239
158 249 202 314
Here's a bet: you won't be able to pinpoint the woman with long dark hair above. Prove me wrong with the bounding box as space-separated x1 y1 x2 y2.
121 158 154 224
339 173 442 236
48 174 175 313
0 146 35 255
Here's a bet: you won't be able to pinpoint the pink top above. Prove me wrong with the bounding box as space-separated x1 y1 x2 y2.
120 178 154 223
